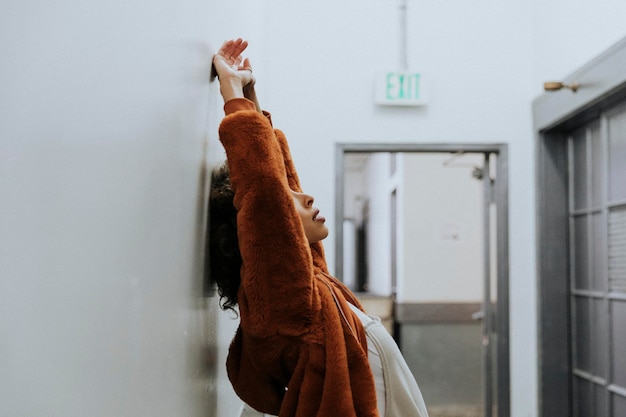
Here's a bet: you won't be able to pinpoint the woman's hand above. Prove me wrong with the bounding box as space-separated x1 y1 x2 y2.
213 39 255 102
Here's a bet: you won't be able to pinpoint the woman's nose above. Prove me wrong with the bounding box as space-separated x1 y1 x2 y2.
304 194 314 207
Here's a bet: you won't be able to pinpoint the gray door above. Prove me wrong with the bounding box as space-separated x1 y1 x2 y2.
567 103 626 416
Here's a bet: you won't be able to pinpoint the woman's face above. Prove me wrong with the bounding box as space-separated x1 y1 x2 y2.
290 190 329 244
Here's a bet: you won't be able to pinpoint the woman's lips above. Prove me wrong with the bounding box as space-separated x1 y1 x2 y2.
313 209 326 223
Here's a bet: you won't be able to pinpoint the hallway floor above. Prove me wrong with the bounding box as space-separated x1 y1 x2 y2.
427 405 482 417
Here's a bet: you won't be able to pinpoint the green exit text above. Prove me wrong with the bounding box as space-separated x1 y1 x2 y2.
386 72 421 101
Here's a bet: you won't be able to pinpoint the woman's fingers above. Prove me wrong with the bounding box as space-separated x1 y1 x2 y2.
241 57 252 72
217 38 248 64
216 39 234 58
231 38 248 57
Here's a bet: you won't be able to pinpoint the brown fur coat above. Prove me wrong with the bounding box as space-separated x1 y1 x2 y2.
218 98 379 417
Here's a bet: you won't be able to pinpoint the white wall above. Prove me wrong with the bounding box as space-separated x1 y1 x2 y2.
0 0 219 415
355 151 484 303
532 0 626 93
364 153 393 295
399 153 484 303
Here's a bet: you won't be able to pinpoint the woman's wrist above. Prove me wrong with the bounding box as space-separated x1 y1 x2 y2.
219 76 245 102
243 84 261 113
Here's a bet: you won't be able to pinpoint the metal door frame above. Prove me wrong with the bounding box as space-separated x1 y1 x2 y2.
335 142 510 417
534 36 626 417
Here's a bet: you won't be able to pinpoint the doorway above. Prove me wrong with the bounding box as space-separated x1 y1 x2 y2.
335 143 510 417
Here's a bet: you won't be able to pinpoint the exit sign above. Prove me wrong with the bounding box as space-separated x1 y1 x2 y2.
375 71 426 106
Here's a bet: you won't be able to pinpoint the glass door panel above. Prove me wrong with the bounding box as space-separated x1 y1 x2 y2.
569 103 626 416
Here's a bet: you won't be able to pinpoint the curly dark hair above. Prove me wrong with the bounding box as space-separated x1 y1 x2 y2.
209 162 242 312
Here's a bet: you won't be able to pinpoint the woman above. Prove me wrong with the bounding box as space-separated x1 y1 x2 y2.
210 38 428 417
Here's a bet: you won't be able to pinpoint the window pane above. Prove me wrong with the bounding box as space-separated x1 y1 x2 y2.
611 300 626 388
608 108 626 201
593 383 608 417
592 213 606 291
574 297 591 372
591 123 603 207
573 376 592 417
592 298 608 379
612 392 626 417
574 215 590 290
609 206 626 293
573 129 589 209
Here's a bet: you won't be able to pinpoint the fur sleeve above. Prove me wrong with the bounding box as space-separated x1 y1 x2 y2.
219 109 319 336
